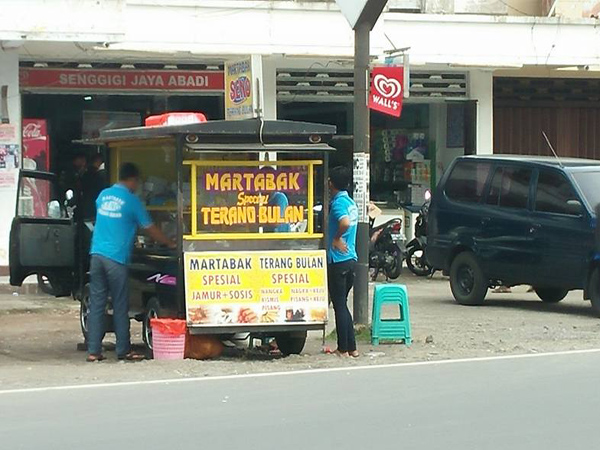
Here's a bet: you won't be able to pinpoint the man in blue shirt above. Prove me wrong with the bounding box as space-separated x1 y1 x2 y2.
327 166 359 358
87 163 174 362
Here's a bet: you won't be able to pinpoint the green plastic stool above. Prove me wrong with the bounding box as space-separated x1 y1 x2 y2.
371 284 412 346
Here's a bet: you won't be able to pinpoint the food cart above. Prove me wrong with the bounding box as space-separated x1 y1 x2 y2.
10 117 336 355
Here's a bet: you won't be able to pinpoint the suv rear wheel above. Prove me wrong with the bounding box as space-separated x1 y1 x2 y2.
534 287 568 303
589 268 600 317
450 252 488 305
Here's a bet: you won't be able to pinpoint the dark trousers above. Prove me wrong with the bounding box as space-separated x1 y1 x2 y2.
328 260 357 353
88 254 130 357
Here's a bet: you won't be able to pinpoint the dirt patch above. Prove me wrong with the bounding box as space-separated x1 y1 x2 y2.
1 275 600 390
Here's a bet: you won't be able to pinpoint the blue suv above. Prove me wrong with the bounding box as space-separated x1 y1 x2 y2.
427 155 600 314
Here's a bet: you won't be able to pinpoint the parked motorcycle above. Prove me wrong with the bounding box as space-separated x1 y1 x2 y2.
368 203 404 281
406 191 433 277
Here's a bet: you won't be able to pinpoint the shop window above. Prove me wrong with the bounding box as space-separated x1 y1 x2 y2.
486 167 532 210
535 170 580 216
110 142 178 243
445 161 491 204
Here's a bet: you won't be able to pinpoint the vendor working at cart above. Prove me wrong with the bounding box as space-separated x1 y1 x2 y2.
86 163 175 363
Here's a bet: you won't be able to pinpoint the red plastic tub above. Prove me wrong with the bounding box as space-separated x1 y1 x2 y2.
150 319 187 360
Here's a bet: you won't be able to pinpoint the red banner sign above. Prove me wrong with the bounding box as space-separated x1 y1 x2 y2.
369 66 404 118
19 68 224 92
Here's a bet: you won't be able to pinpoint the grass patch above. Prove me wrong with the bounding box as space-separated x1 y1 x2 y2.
326 325 371 343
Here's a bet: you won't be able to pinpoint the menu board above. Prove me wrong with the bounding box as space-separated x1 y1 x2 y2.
195 165 309 234
184 250 328 327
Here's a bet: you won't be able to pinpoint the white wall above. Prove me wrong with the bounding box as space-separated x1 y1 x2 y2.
0 50 21 266
6 1 386 61
384 13 600 67
470 69 493 155
0 0 125 42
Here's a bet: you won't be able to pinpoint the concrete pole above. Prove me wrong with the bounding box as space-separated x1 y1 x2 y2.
352 21 371 325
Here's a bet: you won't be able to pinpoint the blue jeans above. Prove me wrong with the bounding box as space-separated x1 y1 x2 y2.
328 260 357 353
88 254 131 357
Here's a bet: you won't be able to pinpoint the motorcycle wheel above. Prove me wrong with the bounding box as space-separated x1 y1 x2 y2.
384 245 403 280
406 246 433 277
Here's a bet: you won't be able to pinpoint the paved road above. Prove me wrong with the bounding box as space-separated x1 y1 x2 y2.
2 351 600 450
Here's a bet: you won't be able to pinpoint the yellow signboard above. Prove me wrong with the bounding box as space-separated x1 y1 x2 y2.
184 250 328 327
225 58 254 120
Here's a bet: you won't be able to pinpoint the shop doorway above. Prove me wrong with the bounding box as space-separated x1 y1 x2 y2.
494 77 600 159
22 93 224 177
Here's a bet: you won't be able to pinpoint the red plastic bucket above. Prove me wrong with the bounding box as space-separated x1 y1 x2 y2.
150 319 186 360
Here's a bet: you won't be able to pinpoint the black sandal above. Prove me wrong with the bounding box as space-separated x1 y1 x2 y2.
118 351 146 361
86 354 106 362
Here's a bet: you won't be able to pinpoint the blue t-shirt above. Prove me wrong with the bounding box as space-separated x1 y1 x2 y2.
327 190 358 263
90 184 153 265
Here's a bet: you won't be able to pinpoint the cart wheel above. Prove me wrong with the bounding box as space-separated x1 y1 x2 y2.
274 331 307 356
80 287 91 342
79 284 106 344
143 297 161 354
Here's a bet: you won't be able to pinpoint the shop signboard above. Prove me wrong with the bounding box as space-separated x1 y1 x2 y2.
193 164 309 234
224 58 255 120
184 250 328 327
368 66 404 118
19 68 224 93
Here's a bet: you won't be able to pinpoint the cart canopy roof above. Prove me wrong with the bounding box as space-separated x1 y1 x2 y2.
83 119 337 153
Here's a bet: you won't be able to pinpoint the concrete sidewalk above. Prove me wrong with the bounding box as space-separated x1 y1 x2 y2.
2 271 600 390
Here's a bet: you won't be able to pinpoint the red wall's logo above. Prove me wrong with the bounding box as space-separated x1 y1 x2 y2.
369 66 404 118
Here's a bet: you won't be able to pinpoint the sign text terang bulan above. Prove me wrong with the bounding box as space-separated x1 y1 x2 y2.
200 168 305 227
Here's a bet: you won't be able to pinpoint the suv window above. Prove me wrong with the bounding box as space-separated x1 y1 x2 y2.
535 170 580 215
445 161 492 204
486 166 532 209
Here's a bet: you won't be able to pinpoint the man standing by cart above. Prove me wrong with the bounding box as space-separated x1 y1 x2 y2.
327 166 359 358
87 163 175 362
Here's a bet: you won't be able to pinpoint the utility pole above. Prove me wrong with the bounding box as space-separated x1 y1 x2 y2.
352 20 371 325
335 0 388 325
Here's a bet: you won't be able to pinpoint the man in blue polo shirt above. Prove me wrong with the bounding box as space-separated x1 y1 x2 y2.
327 166 359 358
87 163 174 362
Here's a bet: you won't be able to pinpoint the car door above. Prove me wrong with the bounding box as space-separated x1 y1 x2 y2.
531 168 590 289
429 160 493 271
477 164 539 284
10 170 76 296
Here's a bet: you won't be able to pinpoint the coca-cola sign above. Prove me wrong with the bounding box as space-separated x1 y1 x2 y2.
22 119 49 172
22 121 43 139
